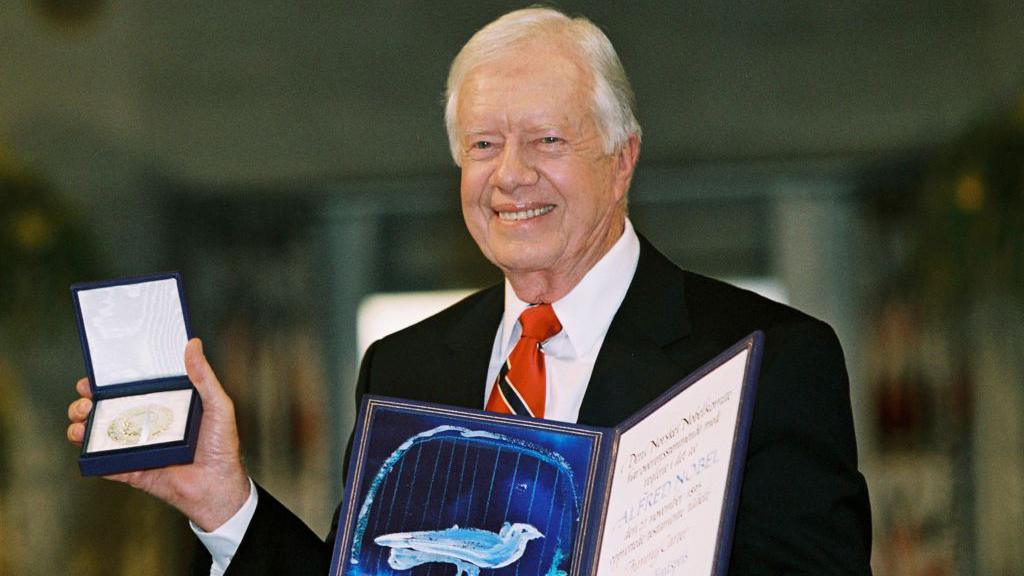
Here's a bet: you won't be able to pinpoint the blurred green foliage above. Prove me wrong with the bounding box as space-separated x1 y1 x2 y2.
0 154 101 327
916 96 1024 310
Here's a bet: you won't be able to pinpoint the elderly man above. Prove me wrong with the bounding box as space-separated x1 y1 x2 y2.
67 7 871 575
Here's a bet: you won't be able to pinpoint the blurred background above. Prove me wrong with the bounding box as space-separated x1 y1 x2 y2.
1 1 1022 574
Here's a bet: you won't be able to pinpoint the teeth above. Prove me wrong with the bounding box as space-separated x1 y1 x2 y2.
498 205 554 221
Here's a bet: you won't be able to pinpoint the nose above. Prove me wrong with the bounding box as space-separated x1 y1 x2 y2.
492 141 539 192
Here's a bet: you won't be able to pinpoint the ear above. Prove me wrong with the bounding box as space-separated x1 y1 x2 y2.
611 134 640 203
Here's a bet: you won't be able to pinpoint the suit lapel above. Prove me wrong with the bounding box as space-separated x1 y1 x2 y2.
442 284 504 410
438 238 696 425
579 236 694 427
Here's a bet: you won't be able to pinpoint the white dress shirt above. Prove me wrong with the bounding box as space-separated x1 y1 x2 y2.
484 219 640 422
191 477 258 576
194 219 641 572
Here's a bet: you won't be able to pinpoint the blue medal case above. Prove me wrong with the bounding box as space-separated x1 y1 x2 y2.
71 272 203 476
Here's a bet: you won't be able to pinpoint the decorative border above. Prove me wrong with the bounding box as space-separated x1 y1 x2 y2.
330 396 608 576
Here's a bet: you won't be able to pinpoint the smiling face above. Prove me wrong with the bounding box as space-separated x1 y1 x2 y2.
455 41 638 302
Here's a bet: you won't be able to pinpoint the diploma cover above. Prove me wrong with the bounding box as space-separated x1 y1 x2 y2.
330 332 763 576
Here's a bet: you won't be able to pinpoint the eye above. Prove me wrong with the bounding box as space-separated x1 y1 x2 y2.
539 136 562 145
472 140 492 150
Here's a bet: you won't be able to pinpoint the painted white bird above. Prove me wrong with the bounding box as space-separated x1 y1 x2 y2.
374 522 544 576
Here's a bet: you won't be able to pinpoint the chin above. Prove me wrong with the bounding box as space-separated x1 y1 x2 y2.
490 248 556 275
481 228 566 268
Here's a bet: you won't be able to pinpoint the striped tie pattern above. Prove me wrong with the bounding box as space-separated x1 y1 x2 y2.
485 304 562 418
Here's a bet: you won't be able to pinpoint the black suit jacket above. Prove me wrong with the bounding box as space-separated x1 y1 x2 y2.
200 236 872 575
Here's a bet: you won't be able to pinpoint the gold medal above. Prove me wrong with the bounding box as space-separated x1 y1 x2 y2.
106 405 174 446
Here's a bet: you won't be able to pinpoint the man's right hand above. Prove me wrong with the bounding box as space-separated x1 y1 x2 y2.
66 337 252 532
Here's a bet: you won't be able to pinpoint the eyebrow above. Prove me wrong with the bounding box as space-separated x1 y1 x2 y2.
462 128 493 137
527 123 561 132
461 122 566 137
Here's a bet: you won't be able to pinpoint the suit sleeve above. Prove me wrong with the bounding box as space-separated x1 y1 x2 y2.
189 342 383 575
728 320 872 576
218 484 330 575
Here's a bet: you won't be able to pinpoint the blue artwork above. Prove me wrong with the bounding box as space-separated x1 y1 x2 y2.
375 522 543 576
339 405 600 576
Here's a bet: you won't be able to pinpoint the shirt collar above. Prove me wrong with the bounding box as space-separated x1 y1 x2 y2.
500 219 641 359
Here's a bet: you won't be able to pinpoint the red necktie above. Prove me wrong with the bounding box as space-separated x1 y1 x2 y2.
485 304 562 418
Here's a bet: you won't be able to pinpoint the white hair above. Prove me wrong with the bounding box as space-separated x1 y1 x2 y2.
444 7 642 166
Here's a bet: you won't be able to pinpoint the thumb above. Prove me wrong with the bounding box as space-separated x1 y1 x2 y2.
184 338 225 406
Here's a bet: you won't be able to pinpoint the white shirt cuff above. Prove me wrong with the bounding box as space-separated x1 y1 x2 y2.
190 477 259 576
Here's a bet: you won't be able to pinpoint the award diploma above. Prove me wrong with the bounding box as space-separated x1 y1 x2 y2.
330 332 762 576
595 346 751 575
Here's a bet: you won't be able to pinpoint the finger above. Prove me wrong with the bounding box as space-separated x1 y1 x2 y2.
105 471 142 485
76 377 93 399
67 422 85 445
184 338 228 408
68 397 93 423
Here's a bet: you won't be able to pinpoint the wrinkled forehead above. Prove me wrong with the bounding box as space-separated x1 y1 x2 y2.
456 43 595 128
458 30 587 76
464 37 592 91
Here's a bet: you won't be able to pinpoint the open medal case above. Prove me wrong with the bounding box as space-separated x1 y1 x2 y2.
71 272 203 476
